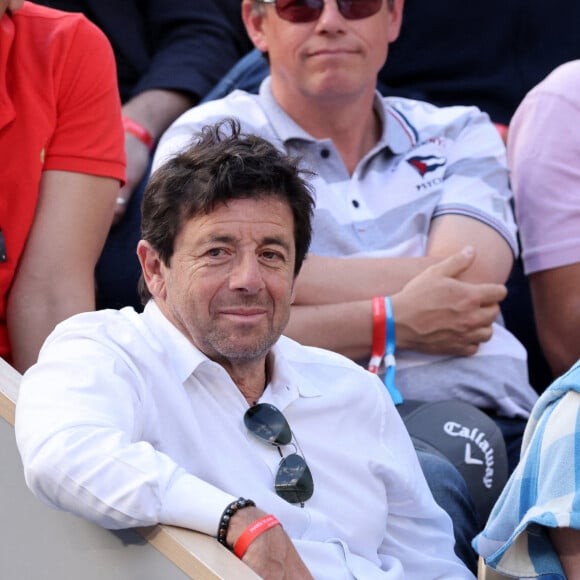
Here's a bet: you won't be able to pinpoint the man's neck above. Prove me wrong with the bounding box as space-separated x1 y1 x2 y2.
272 83 382 175
222 355 271 407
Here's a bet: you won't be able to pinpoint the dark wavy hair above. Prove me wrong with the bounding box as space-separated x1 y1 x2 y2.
139 118 315 304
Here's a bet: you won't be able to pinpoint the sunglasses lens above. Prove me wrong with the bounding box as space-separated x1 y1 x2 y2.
275 453 314 503
275 0 323 23
274 0 382 22
244 403 292 445
339 0 383 19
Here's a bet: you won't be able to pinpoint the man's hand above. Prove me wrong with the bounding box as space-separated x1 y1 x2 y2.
392 247 507 356
227 506 313 580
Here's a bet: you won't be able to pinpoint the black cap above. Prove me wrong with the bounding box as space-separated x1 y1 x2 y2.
398 399 508 524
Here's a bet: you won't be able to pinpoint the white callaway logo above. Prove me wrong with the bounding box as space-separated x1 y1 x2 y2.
443 421 496 489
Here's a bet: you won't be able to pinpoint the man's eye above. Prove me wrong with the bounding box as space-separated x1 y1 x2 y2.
262 250 283 261
207 248 225 257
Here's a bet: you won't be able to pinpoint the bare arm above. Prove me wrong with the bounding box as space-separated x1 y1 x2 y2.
426 214 513 284
7 171 119 372
115 89 195 222
287 247 506 358
529 264 580 377
549 528 580 580
293 254 437 305
294 214 513 306
287 213 512 358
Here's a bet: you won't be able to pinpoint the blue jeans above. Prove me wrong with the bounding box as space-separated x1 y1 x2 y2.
417 450 480 573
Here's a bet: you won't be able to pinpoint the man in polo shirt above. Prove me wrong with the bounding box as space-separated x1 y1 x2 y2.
152 0 539 570
1 1 125 372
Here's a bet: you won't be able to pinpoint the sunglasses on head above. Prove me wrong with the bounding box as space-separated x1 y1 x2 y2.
257 0 383 23
244 403 314 505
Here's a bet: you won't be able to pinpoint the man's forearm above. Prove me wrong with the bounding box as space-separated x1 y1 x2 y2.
122 89 196 143
293 254 437 306
287 250 506 359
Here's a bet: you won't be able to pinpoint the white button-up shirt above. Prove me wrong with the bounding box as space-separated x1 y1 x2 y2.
16 301 473 579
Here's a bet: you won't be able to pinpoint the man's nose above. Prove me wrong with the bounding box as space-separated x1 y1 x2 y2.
315 0 347 31
228 254 266 293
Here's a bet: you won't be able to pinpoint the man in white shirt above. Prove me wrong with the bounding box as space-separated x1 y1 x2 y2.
152 0 539 571
15 120 473 579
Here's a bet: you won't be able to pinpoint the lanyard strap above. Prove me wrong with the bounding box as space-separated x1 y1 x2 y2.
383 296 403 405
368 296 404 405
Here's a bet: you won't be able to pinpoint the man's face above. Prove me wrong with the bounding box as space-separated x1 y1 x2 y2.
243 0 403 104
139 197 297 370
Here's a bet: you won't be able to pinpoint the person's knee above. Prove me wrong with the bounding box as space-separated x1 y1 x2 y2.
416 450 480 573
417 451 475 517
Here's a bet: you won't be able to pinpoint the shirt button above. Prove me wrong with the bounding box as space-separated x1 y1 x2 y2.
352 200 360 208
320 148 330 159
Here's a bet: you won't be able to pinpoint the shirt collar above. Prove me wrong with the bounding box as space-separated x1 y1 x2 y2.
258 76 417 156
142 300 209 384
263 337 321 409
142 301 321 404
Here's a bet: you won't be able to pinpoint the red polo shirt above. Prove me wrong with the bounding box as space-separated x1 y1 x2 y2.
0 2 125 361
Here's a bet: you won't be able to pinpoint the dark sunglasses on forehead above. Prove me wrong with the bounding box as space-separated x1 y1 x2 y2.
257 0 383 23
244 403 314 505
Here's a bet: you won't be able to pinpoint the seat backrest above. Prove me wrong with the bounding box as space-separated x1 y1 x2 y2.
0 357 259 580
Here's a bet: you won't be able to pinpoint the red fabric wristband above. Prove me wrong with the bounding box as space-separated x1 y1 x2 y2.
368 296 386 374
122 116 154 151
233 514 281 559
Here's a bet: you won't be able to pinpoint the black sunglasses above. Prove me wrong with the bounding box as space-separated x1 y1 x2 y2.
257 0 383 23
244 403 314 505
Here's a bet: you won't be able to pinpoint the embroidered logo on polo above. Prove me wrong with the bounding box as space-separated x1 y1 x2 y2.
406 155 446 177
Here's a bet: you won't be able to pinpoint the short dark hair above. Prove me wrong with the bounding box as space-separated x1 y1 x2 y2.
139 118 315 304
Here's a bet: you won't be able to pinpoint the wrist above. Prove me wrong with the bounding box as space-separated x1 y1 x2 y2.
226 505 266 548
368 296 386 374
233 514 282 559
389 292 413 350
216 497 256 549
122 115 154 151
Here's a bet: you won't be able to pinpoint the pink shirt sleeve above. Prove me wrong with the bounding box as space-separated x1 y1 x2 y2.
508 61 580 275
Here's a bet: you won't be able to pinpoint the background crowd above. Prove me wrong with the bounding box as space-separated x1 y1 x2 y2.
3 0 580 577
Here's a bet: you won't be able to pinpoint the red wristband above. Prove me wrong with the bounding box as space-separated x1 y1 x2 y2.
233 514 281 559
368 296 386 374
122 116 154 151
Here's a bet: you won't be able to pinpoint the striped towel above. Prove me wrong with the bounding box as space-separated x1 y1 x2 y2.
473 359 580 578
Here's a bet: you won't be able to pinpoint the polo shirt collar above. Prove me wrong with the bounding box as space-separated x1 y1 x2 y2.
257 76 417 156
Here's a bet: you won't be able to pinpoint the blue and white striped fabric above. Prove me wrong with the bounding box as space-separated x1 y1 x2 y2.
474 359 580 578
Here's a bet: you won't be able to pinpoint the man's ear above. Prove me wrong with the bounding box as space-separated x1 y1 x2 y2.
387 0 405 44
242 0 269 53
137 240 167 300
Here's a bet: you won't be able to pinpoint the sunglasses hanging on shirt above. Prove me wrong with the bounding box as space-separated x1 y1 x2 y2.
244 403 314 505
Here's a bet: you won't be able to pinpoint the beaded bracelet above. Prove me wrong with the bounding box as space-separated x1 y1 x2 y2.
216 497 256 548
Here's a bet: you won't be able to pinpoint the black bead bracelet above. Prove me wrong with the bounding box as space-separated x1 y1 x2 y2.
216 497 256 548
